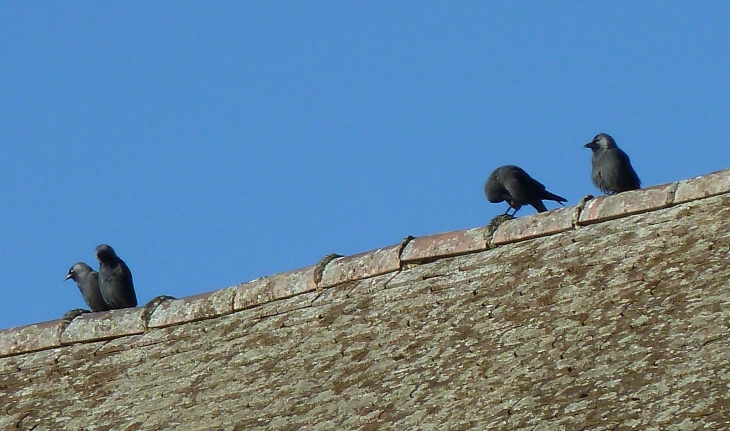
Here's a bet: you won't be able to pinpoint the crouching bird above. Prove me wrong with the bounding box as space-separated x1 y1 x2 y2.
485 165 567 216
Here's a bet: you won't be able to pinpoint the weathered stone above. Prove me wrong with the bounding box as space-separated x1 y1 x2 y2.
674 168 730 204
319 244 401 288
400 228 488 263
492 206 574 245
60 307 146 344
148 286 236 329
579 182 677 225
0 319 63 358
234 265 317 311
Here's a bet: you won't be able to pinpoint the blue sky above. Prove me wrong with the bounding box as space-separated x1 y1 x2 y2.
1 2 729 329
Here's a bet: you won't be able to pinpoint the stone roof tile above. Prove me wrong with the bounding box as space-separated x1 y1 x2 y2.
60 307 146 344
400 227 488 263
578 182 677 225
0 319 63 356
148 286 236 329
674 168 730 204
319 243 403 288
233 264 318 311
492 206 574 245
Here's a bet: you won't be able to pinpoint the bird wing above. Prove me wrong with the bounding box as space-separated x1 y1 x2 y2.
501 172 531 205
502 167 548 206
119 260 138 306
613 149 642 189
510 167 547 191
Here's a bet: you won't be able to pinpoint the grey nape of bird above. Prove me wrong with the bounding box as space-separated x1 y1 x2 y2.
64 262 111 312
584 133 641 194
95 244 138 310
484 165 567 216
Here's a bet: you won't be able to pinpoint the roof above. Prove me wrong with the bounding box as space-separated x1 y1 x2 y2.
1 169 730 430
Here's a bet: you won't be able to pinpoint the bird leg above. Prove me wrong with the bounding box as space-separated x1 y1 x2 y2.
504 206 520 217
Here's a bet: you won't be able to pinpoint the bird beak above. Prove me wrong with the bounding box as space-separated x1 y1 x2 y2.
64 273 73 281
584 142 595 149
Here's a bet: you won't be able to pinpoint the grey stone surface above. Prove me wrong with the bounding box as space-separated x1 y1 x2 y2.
148 286 236 328
674 168 730 204
492 206 574 245
319 244 402 288
400 227 488 263
60 307 146 345
0 320 63 357
1 195 730 430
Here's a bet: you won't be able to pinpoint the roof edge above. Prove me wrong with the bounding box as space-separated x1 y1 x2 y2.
1 168 728 358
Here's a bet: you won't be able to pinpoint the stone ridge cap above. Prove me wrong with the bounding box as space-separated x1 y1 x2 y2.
1 168 728 358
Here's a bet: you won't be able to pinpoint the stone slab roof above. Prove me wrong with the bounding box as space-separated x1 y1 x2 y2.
1 169 729 430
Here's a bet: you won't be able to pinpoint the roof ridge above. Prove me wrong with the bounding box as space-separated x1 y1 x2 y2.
1 168 728 358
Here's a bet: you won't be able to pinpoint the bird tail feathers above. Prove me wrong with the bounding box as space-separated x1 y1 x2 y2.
545 192 567 204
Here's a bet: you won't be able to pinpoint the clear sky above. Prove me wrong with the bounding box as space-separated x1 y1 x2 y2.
2 2 729 330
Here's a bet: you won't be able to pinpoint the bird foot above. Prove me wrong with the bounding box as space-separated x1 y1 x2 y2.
485 214 515 237
491 213 515 225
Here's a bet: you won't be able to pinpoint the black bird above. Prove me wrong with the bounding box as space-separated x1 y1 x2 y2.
485 165 567 215
584 133 641 194
64 262 111 312
95 244 138 309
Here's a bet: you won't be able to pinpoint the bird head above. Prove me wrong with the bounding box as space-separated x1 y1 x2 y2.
95 244 118 264
64 267 76 282
65 262 92 281
584 133 617 151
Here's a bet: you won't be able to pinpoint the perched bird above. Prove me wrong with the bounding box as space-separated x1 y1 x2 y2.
485 165 567 215
64 262 111 312
584 133 641 194
95 244 138 309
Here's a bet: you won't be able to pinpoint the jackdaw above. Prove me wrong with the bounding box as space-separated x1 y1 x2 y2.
64 262 111 312
95 244 138 309
485 165 567 215
584 133 641 194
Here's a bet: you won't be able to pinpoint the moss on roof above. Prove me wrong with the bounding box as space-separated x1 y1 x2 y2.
1 169 730 430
